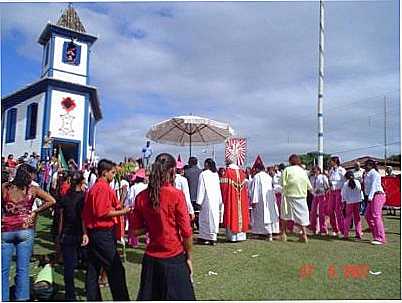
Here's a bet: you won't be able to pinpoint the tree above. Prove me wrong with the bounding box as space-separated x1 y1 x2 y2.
387 154 401 162
298 152 331 170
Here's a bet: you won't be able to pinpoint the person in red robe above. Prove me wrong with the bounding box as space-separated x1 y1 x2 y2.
220 158 250 242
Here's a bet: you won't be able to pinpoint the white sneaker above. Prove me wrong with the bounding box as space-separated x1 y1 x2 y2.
331 232 337 237
371 240 383 245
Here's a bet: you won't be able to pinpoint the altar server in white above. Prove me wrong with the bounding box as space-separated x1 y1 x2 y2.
175 160 195 221
250 159 280 241
196 158 223 245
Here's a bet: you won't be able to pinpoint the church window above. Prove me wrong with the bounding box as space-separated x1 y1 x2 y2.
44 43 50 66
5 108 17 143
62 41 81 65
89 114 95 146
25 103 38 140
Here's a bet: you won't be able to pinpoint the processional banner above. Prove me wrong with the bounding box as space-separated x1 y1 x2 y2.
225 137 247 167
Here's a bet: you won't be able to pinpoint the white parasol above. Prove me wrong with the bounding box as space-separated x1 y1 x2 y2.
146 115 235 156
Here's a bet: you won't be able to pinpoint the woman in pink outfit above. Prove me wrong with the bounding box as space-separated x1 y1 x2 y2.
127 169 148 247
341 171 363 240
328 156 346 237
364 160 387 245
309 166 330 235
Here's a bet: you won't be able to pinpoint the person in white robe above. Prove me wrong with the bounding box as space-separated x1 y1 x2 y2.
196 158 223 245
175 160 195 220
87 167 97 191
251 163 280 241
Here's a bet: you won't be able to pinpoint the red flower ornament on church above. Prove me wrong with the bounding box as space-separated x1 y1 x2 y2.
61 97 77 112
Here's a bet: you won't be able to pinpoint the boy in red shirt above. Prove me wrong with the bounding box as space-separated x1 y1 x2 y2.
82 159 131 301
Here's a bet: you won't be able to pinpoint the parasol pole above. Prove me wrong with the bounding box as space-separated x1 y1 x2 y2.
189 134 192 157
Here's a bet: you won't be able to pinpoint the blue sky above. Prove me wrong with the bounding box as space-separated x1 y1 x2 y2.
1 1 400 165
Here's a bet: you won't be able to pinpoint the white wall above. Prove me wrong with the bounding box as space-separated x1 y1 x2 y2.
52 70 86 85
2 93 45 157
52 36 88 84
49 89 85 159
87 106 94 161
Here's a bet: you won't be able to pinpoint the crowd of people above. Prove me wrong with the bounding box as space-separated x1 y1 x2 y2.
1 149 391 301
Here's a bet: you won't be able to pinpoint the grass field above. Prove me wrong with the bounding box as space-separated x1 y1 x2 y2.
10 212 401 300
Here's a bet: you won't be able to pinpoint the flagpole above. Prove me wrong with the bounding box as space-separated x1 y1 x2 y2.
317 0 325 170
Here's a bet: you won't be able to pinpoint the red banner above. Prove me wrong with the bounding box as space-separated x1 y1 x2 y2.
382 176 401 207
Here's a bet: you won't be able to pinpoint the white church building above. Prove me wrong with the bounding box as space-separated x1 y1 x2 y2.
1 6 102 167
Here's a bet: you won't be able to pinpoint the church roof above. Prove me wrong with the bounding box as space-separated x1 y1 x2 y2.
38 5 97 46
57 4 86 33
1 77 102 121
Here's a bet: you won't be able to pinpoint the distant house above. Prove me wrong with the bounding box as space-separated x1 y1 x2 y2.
342 156 401 176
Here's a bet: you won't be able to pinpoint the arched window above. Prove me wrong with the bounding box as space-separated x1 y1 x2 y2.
26 103 38 140
5 108 17 143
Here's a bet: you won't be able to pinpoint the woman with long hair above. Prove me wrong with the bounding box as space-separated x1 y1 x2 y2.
341 171 363 240
196 158 223 245
2 164 56 301
132 153 195 300
58 171 88 300
364 159 386 245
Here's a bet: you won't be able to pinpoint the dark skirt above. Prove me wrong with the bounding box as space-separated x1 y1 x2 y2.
137 253 196 301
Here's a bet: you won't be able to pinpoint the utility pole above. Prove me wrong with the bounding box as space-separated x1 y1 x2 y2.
317 0 325 171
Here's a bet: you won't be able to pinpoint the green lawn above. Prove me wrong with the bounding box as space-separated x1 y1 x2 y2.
12 213 401 300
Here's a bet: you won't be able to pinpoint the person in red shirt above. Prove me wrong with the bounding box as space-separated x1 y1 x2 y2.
6 154 17 169
82 159 131 301
132 153 195 300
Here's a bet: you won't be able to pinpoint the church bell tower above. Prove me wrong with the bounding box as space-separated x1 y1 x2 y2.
39 4 97 85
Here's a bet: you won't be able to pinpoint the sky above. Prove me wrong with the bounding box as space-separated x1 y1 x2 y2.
1 0 400 166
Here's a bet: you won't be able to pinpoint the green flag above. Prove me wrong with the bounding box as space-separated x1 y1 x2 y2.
58 147 68 170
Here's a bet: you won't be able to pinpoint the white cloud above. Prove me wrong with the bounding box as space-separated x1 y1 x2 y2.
1 1 400 165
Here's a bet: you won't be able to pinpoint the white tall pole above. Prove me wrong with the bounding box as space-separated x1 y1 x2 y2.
384 96 388 165
317 0 325 170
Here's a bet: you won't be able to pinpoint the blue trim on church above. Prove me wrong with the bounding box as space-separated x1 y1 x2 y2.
41 34 55 78
38 23 97 46
50 68 88 78
86 49 91 85
40 86 52 159
49 34 55 77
